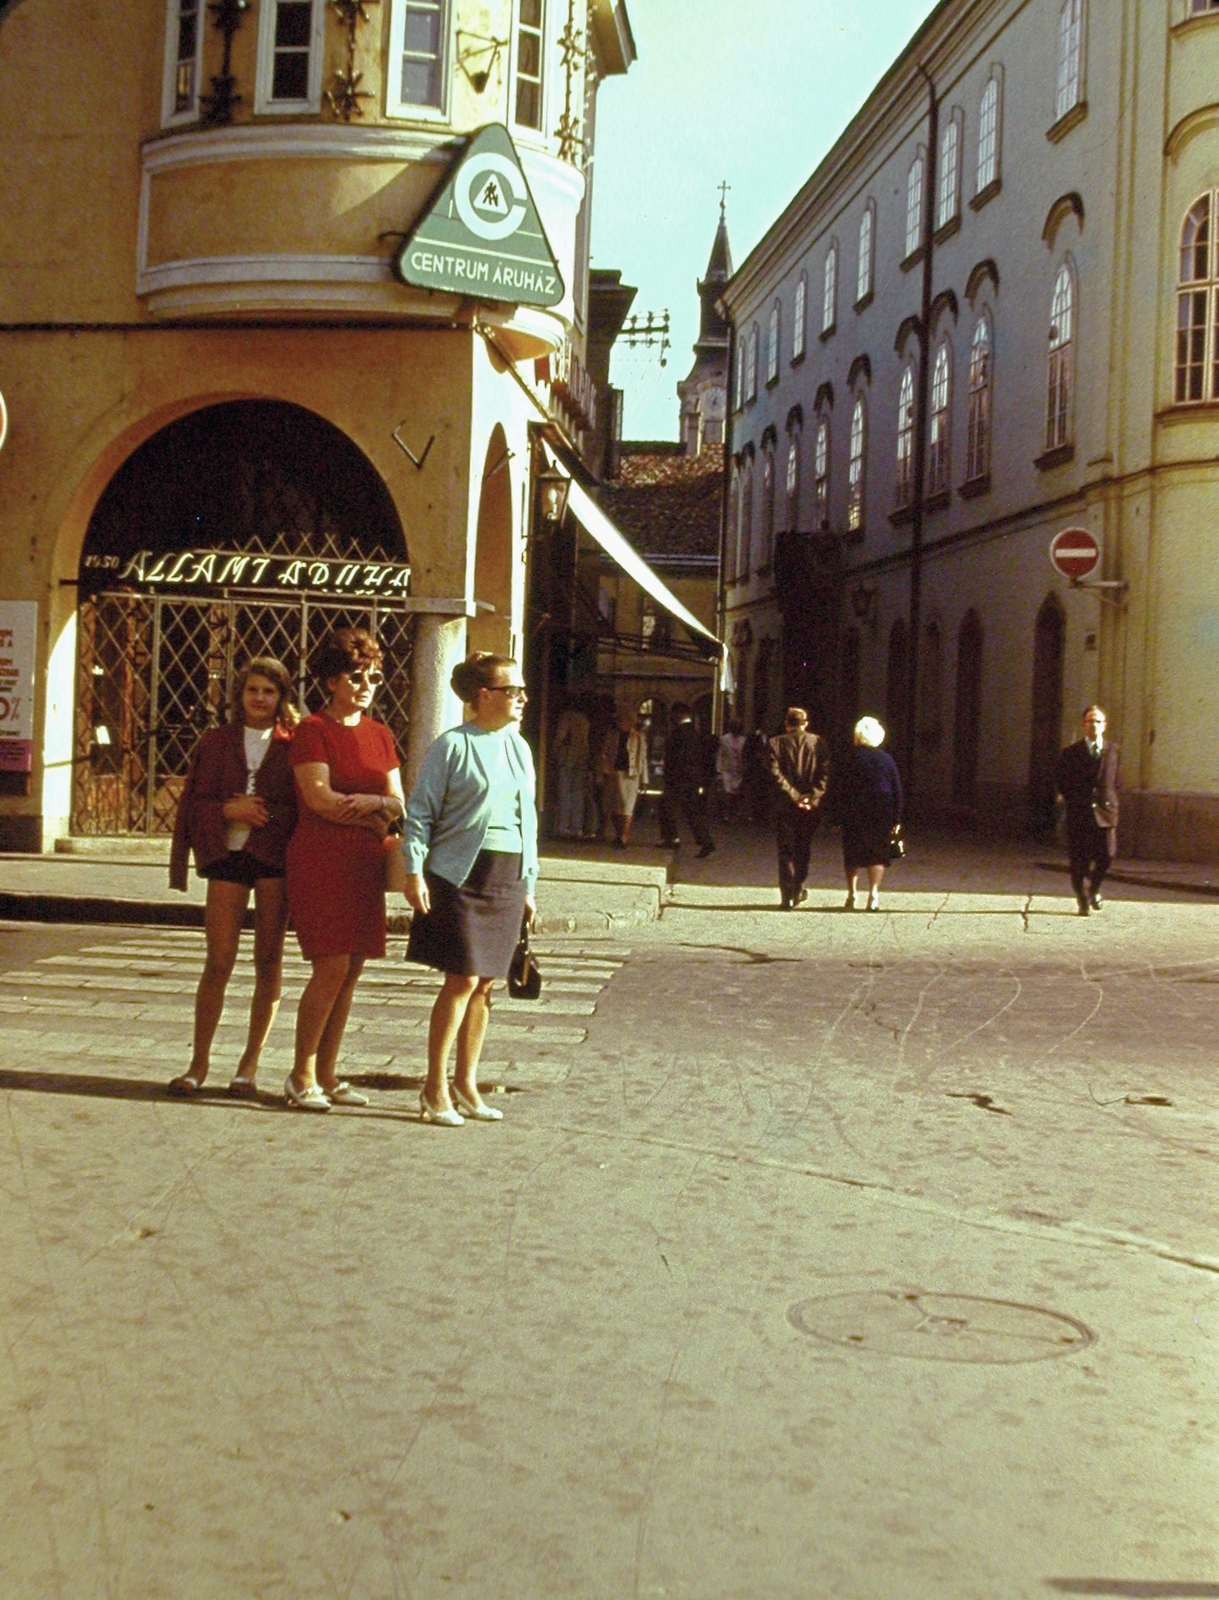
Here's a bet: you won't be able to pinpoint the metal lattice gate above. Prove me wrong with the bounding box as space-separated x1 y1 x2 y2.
72 592 415 836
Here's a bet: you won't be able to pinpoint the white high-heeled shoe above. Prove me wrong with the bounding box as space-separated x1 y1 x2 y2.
419 1090 464 1127
452 1086 504 1122
284 1074 330 1112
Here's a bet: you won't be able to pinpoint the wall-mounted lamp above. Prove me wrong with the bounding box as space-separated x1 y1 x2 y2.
536 468 570 525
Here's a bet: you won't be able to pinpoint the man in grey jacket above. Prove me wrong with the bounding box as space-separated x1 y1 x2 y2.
767 706 830 908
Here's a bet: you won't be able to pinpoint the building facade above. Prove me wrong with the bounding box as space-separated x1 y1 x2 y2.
722 0 1219 857
0 0 634 849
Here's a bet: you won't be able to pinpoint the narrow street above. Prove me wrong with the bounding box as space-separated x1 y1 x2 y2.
1 829 1215 1599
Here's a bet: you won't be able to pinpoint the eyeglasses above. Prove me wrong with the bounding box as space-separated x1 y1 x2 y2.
345 669 384 687
486 684 528 699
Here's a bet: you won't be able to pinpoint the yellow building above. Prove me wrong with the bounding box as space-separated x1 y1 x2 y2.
0 0 634 848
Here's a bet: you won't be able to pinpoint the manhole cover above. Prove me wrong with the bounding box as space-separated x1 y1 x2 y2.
787 1290 1095 1364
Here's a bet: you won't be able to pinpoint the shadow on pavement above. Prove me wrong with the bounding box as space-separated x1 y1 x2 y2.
1044 1583 1219 1597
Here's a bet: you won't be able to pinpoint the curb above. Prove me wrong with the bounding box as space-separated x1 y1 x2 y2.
1035 862 1219 898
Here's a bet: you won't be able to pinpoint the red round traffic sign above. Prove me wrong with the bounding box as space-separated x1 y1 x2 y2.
1049 526 1099 580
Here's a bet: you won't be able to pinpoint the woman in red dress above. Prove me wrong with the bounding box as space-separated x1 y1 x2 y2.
284 628 405 1111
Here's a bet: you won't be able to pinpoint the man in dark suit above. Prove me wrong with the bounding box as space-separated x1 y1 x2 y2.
767 706 831 908
1055 705 1119 916
659 704 715 858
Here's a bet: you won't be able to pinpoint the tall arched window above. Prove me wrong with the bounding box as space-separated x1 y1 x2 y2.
905 154 925 259
953 610 983 806
928 342 952 494
895 365 915 508
767 303 780 384
785 435 800 529
936 113 962 230
1055 0 1084 123
857 205 874 303
1176 193 1217 404
814 416 830 530
847 397 866 532
976 76 1000 192
737 460 754 579
822 244 838 334
734 333 747 411
1046 265 1075 450
760 447 776 566
747 325 759 401
793 274 807 361
966 317 992 482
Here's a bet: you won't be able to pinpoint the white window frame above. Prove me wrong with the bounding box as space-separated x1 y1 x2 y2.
386 0 454 120
928 341 952 494
161 0 202 128
975 73 1002 194
1055 0 1085 123
510 0 548 136
895 364 915 509
1046 263 1076 451
1175 191 1219 404
737 461 754 579
936 110 963 230
822 242 838 335
857 203 875 304
905 152 925 260
735 333 747 411
767 303 781 384
760 447 776 566
847 396 866 532
966 315 993 480
255 0 326 114
793 274 807 361
785 433 800 528
813 416 830 530
747 325 759 402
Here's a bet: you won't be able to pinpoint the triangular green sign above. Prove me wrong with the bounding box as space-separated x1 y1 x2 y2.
394 124 565 309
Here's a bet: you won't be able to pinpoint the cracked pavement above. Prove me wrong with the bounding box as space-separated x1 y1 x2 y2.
0 827 1216 1599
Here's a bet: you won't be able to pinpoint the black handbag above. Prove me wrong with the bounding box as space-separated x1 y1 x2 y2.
507 912 542 999
888 823 906 862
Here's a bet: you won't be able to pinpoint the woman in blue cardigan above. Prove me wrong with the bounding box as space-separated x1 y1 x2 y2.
403 652 538 1126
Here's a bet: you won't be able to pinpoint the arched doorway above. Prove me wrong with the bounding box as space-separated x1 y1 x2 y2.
470 425 514 658
73 401 410 835
885 617 909 760
952 610 983 807
1028 595 1065 829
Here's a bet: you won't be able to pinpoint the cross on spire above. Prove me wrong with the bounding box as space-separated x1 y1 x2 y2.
717 179 730 219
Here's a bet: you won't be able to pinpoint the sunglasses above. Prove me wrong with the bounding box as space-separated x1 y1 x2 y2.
486 684 528 699
345 669 384 687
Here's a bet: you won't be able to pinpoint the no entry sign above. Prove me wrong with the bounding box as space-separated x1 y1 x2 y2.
1049 526 1100 581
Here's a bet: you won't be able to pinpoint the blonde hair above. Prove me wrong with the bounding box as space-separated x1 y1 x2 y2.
231 658 299 728
854 716 885 748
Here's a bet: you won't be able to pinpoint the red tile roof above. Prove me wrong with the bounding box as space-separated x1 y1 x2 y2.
595 443 724 561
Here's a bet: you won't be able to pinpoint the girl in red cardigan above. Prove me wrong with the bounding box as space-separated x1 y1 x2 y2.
167 658 299 1097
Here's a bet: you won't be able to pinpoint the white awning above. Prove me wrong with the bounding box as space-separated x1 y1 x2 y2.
542 441 724 657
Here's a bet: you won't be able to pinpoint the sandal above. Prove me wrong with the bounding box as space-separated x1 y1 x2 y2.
226 1077 260 1100
283 1074 331 1112
326 1082 369 1107
167 1074 204 1097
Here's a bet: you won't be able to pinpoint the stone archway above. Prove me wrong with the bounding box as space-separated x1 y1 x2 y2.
71 400 409 835
469 424 514 658
1028 594 1065 829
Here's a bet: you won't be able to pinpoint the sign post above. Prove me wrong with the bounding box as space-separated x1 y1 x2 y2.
1049 527 1127 602
0 600 37 774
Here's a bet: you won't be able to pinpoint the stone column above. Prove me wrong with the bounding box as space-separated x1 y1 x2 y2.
405 613 467 794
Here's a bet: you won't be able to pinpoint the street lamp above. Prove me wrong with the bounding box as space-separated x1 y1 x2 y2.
535 467 570 524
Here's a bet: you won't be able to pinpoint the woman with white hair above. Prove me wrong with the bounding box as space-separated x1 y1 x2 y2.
839 716 903 910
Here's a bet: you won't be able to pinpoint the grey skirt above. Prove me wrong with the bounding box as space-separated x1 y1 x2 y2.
406 850 526 978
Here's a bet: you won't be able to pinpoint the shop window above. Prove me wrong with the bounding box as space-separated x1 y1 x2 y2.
255 0 325 113
514 0 545 130
1176 193 1218 403
388 0 449 114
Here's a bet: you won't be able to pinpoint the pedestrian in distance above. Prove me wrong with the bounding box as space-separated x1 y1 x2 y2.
550 696 591 839
167 657 299 1098
283 629 405 1111
598 704 647 850
659 703 716 858
1055 704 1119 916
839 716 903 911
404 652 538 1126
716 719 747 822
768 706 830 909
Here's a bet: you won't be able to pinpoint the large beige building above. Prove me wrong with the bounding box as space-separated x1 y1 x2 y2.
0 0 633 849
722 0 1219 858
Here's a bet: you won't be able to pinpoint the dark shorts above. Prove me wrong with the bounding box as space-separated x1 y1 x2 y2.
200 850 284 888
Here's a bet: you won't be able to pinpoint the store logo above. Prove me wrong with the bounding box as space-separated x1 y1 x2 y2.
456 155 528 241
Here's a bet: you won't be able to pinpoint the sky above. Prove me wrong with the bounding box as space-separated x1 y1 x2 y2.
589 0 942 441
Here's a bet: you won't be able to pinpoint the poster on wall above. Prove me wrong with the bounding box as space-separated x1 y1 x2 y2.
0 601 37 773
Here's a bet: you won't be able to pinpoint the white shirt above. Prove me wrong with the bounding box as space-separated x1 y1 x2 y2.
225 725 273 853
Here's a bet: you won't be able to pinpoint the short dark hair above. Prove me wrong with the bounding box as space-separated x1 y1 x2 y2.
312 627 382 686
230 657 299 728
451 651 517 704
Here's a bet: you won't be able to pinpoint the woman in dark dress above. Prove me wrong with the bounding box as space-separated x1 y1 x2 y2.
284 629 405 1111
167 658 298 1097
403 652 538 1126
840 716 903 911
